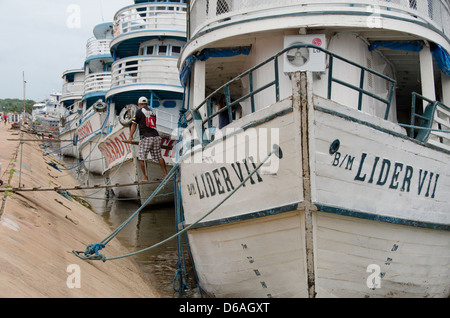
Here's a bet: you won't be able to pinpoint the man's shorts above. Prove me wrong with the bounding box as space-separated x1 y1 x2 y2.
138 136 162 161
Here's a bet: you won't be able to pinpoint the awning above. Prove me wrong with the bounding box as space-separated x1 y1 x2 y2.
179 46 252 86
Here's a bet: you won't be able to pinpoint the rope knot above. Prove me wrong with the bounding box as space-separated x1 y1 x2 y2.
81 243 106 262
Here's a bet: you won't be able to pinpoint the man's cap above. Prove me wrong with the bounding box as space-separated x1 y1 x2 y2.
138 97 148 104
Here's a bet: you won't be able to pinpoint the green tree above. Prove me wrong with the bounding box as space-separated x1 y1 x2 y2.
0 99 36 114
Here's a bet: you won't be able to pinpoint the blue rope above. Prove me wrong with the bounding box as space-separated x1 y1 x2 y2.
59 109 110 171
72 144 281 262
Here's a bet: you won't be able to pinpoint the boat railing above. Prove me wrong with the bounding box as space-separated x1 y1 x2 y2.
113 2 187 38
62 82 84 100
86 38 112 59
154 108 179 131
189 0 450 40
84 73 112 95
110 55 181 89
180 43 396 146
406 92 450 150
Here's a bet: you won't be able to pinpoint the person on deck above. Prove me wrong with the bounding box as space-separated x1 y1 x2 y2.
217 94 229 129
128 96 168 182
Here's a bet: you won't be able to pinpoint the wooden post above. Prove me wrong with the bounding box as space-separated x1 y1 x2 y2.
419 45 436 110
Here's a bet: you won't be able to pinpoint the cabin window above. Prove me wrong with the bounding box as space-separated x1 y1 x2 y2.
172 46 181 56
158 45 168 55
163 101 177 108
217 0 231 15
152 101 160 108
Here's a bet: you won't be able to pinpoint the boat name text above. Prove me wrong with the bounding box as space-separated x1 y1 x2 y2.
187 157 264 200
77 120 94 142
332 151 440 198
99 132 131 166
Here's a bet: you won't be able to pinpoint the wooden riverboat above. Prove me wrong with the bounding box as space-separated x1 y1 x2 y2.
101 0 187 203
175 0 450 297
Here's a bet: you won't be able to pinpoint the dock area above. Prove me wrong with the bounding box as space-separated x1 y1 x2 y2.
0 124 159 297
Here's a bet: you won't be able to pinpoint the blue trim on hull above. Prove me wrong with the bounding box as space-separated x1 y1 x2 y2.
316 204 450 231
182 203 300 230
182 202 449 231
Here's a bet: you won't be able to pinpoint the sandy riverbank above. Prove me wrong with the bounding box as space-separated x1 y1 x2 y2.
0 123 159 298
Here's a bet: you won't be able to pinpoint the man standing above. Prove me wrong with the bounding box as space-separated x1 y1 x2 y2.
128 96 167 182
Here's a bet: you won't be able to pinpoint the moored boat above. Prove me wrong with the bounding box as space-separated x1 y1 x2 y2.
76 22 114 174
59 69 85 159
31 92 63 137
101 0 187 204
175 0 450 297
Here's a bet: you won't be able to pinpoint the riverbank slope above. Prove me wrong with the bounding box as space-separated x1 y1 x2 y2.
0 124 159 297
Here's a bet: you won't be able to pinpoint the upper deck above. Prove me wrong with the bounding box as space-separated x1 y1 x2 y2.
86 22 114 60
111 0 187 57
61 69 85 104
184 0 450 59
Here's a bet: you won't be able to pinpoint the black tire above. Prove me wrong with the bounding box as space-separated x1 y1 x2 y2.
93 99 107 112
119 104 138 127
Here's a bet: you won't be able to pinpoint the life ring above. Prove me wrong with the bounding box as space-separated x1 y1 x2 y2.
119 104 138 127
93 99 107 112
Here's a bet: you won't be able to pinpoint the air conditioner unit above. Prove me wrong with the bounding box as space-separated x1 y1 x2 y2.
283 35 327 73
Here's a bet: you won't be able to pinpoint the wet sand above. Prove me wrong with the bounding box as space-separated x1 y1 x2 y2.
0 123 159 297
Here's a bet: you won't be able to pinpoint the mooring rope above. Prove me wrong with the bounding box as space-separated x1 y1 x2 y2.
72 144 282 262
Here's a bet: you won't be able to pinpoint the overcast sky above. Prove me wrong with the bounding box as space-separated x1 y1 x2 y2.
0 0 133 102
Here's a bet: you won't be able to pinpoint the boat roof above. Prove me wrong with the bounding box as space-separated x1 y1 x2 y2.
93 22 114 40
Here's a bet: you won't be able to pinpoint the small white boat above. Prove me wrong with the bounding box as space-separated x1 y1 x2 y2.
31 92 63 137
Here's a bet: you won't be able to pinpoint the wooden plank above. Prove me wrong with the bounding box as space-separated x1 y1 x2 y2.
122 139 173 150
0 180 161 193
7 139 72 142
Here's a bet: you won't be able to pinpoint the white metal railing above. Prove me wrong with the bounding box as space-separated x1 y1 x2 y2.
408 93 450 151
154 107 179 130
110 56 181 88
84 73 112 95
113 2 187 37
62 82 84 100
86 38 112 59
189 0 450 39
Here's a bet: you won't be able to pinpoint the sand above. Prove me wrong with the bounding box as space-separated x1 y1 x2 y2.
0 123 159 298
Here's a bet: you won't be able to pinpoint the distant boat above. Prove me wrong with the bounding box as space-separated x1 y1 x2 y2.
175 0 450 297
31 92 63 136
59 69 85 159
75 22 114 174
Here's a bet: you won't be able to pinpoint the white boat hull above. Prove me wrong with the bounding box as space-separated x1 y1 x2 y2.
99 123 177 205
59 129 80 159
77 110 108 174
59 112 81 158
179 82 450 298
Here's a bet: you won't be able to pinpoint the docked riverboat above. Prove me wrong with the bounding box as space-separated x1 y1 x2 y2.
100 0 187 204
175 0 450 297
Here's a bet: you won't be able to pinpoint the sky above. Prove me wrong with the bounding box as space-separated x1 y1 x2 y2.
0 0 133 102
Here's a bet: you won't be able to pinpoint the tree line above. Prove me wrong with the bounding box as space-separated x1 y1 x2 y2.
0 98 37 114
